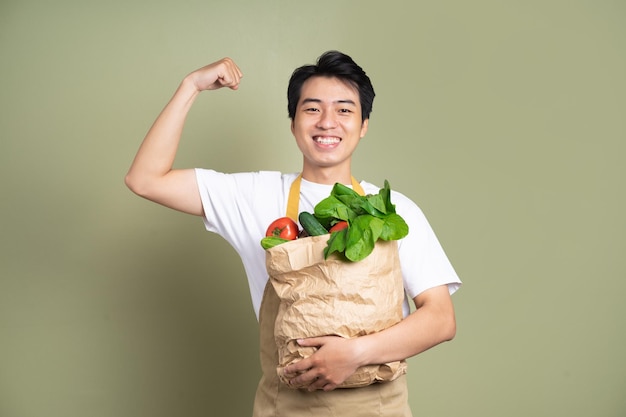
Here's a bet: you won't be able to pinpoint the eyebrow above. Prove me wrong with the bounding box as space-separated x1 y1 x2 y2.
301 98 357 106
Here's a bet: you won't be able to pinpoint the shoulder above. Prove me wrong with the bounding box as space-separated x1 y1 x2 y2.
195 169 299 189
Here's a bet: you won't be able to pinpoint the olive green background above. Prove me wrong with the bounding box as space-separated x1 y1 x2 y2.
1 0 624 416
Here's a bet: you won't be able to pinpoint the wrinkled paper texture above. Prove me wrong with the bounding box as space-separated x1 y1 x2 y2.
266 234 407 389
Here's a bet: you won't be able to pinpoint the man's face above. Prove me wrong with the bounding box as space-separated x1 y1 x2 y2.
291 76 368 183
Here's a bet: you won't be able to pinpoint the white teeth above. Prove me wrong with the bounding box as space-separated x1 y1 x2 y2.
315 137 340 145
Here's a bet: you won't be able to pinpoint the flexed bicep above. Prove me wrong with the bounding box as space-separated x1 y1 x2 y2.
126 57 243 216
128 168 203 216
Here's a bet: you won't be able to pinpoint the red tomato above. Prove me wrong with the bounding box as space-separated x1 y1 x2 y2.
266 217 299 240
329 221 349 233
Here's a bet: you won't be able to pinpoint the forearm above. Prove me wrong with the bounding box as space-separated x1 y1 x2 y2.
284 285 457 391
125 76 199 194
355 285 456 366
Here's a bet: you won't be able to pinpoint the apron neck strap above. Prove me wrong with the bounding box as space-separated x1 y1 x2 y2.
286 173 365 220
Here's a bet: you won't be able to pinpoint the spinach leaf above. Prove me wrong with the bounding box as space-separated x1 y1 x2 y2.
381 180 396 213
324 227 348 258
363 193 388 216
331 182 361 198
379 213 409 241
344 215 384 261
313 179 409 262
314 195 357 221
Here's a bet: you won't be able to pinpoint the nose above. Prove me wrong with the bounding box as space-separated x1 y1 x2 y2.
316 110 337 129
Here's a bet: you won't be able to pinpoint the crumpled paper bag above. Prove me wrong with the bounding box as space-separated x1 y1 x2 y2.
265 234 407 389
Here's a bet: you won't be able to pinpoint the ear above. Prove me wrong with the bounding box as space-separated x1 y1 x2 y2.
359 119 369 138
291 119 295 135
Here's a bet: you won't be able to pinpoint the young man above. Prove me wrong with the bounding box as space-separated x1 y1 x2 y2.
126 51 461 416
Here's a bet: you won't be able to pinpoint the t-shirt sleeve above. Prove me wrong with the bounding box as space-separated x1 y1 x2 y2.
194 169 285 249
394 193 462 299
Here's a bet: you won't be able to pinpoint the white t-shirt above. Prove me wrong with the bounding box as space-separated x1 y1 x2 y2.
195 169 461 320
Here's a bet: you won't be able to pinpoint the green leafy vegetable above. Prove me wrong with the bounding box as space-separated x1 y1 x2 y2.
260 236 291 249
315 180 409 262
379 213 409 241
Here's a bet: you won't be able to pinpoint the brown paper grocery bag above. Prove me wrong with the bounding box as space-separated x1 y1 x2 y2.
265 234 407 389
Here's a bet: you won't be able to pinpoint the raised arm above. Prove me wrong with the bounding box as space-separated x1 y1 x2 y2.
125 58 243 215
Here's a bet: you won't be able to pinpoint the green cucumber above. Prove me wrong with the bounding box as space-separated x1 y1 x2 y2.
299 211 328 236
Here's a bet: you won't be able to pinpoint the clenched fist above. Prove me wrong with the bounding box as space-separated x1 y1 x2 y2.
186 57 243 92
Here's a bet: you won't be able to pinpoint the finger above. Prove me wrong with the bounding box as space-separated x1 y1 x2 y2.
284 357 313 375
227 66 242 87
289 368 319 388
217 59 242 89
227 60 243 86
220 76 239 90
227 71 242 89
217 70 239 88
234 63 243 79
296 337 324 347
306 376 333 392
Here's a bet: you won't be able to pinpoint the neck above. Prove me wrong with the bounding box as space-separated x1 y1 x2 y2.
301 165 352 185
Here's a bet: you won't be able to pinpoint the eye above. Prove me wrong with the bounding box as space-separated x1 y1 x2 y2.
338 108 352 113
304 107 320 112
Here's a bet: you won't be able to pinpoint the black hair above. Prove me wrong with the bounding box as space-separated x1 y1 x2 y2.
287 51 375 123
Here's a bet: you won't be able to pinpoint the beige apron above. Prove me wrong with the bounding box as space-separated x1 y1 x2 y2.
252 175 413 417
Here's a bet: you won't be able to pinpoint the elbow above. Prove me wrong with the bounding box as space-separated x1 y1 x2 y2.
124 172 139 194
440 309 457 342
443 315 457 342
124 171 149 198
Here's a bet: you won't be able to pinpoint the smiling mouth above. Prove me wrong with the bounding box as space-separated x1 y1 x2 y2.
314 136 341 145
